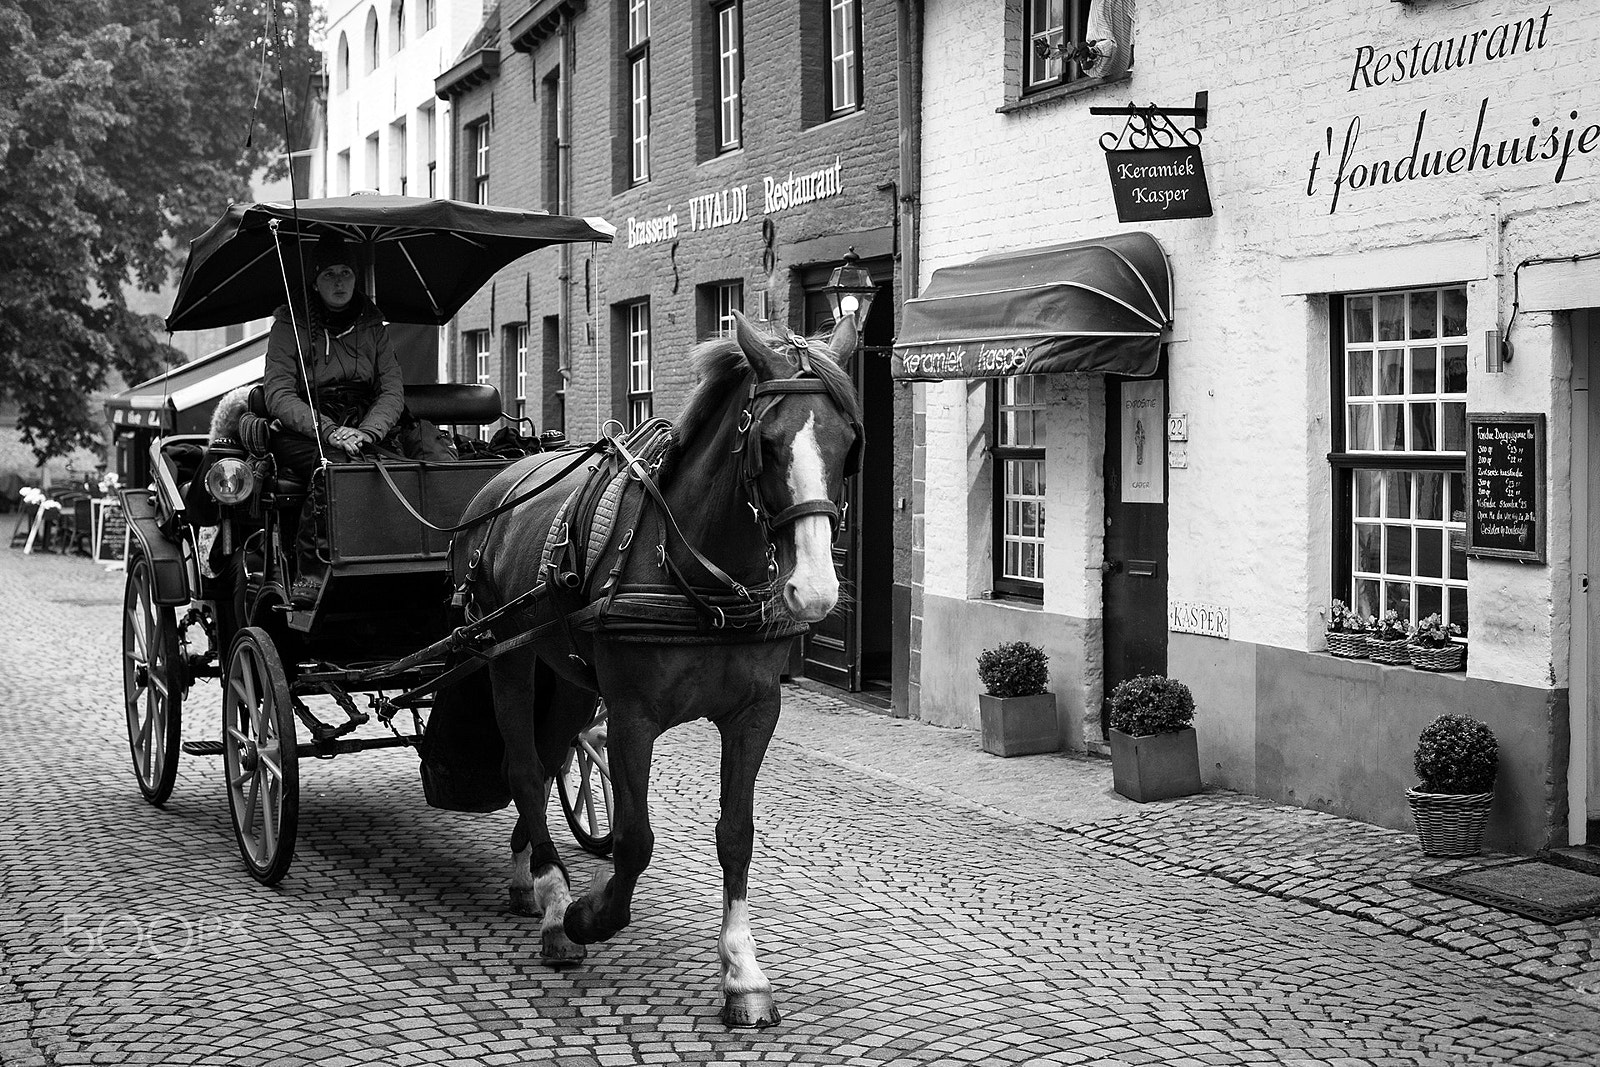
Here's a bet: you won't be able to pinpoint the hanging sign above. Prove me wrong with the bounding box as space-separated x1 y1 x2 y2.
1466 412 1546 563
1105 147 1214 222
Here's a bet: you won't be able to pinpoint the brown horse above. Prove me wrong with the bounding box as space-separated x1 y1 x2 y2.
458 311 861 1027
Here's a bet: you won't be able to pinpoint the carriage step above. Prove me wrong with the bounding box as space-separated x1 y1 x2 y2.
181 736 421 758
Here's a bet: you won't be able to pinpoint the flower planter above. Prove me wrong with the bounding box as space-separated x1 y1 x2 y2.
1109 726 1203 803
1409 642 1466 672
1366 635 1411 665
1406 788 1494 856
1325 631 1369 658
979 692 1059 757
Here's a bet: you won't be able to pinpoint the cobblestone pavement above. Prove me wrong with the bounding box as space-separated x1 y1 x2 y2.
3 545 1600 1066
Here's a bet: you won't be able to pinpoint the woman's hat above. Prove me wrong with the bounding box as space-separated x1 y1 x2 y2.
310 235 358 277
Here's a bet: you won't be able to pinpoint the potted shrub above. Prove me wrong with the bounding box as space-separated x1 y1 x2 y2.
1107 675 1203 802
1408 613 1466 672
1324 600 1372 659
1366 609 1411 665
976 641 1058 757
1407 713 1498 856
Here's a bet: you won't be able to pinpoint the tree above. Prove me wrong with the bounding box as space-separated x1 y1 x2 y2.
0 0 321 463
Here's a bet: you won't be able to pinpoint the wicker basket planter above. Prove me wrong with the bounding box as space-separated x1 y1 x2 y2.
1325 631 1369 658
1366 635 1412 665
1409 641 1466 672
1406 788 1494 856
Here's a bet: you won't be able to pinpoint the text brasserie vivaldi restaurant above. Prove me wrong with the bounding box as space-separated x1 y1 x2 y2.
898 0 1600 852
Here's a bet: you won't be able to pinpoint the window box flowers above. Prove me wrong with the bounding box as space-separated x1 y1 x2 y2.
1324 600 1371 659
1408 613 1466 672
1365 610 1411 665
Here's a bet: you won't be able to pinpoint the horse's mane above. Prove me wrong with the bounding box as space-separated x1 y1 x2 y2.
673 326 861 453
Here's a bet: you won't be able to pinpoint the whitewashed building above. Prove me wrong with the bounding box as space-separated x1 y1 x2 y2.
900 0 1599 851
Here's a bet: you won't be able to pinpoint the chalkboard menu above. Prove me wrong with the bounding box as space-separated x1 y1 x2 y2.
94 499 128 563
1466 413 1546 563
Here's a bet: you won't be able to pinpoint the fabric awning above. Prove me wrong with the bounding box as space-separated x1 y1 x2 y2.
892 232 1172 380
105 331 268 434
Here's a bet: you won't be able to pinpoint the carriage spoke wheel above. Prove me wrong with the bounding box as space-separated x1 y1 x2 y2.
121 554 183 805
222 626 299 885
557 703 613 857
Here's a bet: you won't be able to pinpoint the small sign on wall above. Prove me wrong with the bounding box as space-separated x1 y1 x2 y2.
1105 147 1214 223
1170 601 1230 640
1121 380 1165 503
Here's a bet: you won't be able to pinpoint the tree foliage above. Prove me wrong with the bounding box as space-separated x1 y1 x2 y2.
0 0 321 463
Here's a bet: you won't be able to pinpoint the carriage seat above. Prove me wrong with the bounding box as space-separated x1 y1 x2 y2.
402 383 502 426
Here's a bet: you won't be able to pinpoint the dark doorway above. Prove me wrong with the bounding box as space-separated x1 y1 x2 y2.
1101 353 1169 735
799 259 894 700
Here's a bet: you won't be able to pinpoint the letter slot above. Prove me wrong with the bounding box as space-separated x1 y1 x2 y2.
1126 560 1158 577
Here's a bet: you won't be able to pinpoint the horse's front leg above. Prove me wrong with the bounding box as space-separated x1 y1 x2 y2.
713 699 782 1028
563 698 658 945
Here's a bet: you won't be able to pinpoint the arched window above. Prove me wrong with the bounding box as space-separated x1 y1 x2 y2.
336 32 350 91
389 1 405 54
364 7 380 72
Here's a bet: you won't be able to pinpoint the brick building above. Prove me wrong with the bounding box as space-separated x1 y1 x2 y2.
435 0 909 700
902 0 1600 852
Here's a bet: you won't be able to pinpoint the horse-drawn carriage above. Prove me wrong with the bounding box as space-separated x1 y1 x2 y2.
119 195 863 1028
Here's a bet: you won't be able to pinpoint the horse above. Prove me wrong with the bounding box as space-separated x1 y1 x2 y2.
456 310 862 1027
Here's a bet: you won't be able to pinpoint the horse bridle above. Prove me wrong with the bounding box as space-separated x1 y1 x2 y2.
731 338 863 542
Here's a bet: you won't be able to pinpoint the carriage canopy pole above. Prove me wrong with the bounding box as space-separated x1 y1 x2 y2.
270 219 328 467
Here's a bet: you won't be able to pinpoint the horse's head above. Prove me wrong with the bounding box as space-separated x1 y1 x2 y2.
730 311 863 623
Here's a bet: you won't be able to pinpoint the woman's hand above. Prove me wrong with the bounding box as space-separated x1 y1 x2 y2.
328 426 369 457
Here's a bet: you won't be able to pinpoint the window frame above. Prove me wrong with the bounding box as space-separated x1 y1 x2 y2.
468 118 490 205
513 323 530 419
1329 288 1471 636
825 0 863 118
469 330 493 440
714 1 744 152
1023 0 1088 96
991 375 1047 600
389 0 405 54
626 300 653 429
365 8 380 73
336 32 350 92
627 0 651 185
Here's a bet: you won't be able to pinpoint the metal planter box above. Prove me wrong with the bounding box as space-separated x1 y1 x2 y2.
1110 726 1203 802
979 692 1059 757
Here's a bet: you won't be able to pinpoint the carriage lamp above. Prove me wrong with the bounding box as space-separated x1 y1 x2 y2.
823 248 877 330
205 457 256 505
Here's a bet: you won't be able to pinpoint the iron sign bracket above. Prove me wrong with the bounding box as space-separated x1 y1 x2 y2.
1091 92 1209 152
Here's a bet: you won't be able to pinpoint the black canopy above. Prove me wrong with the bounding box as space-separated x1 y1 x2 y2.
892 232 1172 380
167 195 615 332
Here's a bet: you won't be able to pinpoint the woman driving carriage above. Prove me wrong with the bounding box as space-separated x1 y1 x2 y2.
264 234 452 602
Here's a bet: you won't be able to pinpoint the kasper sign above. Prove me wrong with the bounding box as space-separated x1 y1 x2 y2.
1105 147 1214 222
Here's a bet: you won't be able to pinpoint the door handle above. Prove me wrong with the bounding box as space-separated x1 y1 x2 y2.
1101 559 1122 576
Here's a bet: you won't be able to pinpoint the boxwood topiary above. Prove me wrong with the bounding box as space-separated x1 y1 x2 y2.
1413 713 1498 794
976 641 1050 698
1108 675 1195 737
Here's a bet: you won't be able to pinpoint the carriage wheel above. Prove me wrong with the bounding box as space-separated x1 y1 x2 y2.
222 627 299 885
557 703 613 857
122 554 183 805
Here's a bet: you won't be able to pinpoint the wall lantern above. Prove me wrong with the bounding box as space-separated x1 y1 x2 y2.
823 248 877 330
1486 329 1513 374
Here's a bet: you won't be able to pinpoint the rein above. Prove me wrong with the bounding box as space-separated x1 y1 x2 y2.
366 440 606 536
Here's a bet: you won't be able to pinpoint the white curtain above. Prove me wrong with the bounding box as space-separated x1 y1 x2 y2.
1083 0 1134 81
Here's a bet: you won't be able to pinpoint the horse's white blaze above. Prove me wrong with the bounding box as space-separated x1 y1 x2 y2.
783 414 838 621
718 897 770 996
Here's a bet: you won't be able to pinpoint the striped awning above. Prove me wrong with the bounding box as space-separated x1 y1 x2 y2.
892 232 1172 380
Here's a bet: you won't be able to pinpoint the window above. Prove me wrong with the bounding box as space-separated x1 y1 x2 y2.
627 0 651 184
542 69 563 212
469 331 492 439
468 119 490 204
826 0 862 117
542 316 564 435
336 150 351 196
425 0 436 32
1024 0 1089 94
993 376 1047 597
336 32 350 92
626 301 653 428
389 1 405 54
420 103 436 198
365 8 380 73
512 323 530 419
364 132 380 191
715 2 743 152
1333 286 1470 635
390 118 408 194
699 280 743 337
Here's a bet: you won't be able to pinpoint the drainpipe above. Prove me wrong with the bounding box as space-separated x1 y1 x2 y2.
896 0 922 305
558 10 576 424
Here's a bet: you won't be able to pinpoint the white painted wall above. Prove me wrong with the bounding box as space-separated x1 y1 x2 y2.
917 0 1600 696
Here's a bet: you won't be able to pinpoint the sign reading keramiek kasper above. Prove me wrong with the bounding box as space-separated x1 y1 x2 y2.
1105 147 1214 222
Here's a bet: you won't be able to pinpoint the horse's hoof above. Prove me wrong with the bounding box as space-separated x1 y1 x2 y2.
508 886 541 917
540 928 587 969
721 992 781 1029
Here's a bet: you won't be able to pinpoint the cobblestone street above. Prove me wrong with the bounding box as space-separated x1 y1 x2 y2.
3 546 1600 1066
